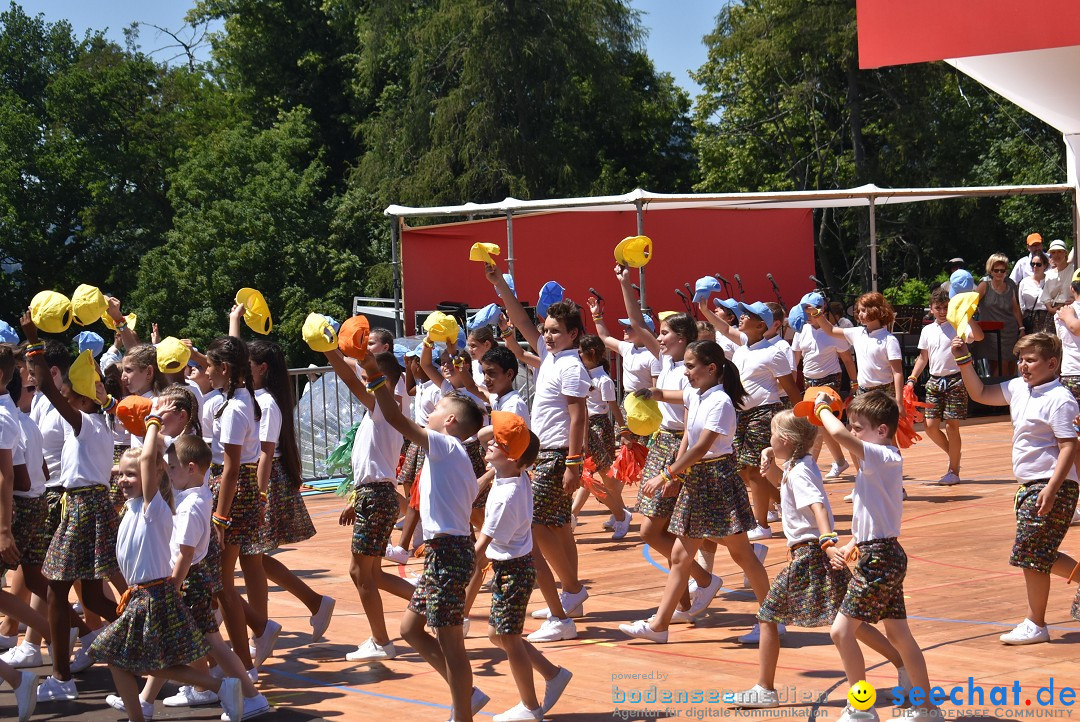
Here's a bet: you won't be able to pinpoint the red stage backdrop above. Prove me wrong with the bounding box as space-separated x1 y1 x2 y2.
400 208 815 334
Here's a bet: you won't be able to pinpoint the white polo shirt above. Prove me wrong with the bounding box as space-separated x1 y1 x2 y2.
482 472 533 561
1055 303 1080 376
656 355 688 430
32 396 65 485
211 388 261 465
351 402 403 485
492 390 530 428
418 431 477 537
682 384 735 458
118 493 174 585
843 327 902 388
199 389 223 445
618 341 662 393
793 325 850 379
917 321 961 377
1001 377 1079 482
586 367 617 417
531 346 591 449
415 380 442 427
851 442 904 542
254 388 282 457
14 411 46 498
172 484 212 566
59 412 113 489
732 338 792 410
780 456 832 547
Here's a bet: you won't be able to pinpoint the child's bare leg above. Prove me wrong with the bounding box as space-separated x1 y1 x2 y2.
823 431 846 467
262 555 323 613
492 633 541 710
463 562 485 619
398 507 419 551
830 613 866 686
534 524 580 594
0 569 28 636
238 554 269 635
108 665 147 722
597 471 627 519
855 624 904 669
1022 569 1052 627
652 537 701 631
924 417 948 456
350 555 393 646
743 469 778 527
882 618 930 691
217 544 254 669
571 487 589 517
756 621 781 689
530 541 568 618
555 521 580 588
641 515 710 601
436 625 474 722
945 419 962 474
717 533 769 602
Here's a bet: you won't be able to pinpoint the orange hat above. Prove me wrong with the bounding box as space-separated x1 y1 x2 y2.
338 315 371 360
793 386 843 427
1027 232 1043 246
491 410 530 461
116 395 153 437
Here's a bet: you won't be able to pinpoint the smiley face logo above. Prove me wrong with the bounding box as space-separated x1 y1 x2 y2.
847 680 876 711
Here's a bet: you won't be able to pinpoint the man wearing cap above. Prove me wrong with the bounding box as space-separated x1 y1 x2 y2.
1041 239 1075 310
1010 233 1045 285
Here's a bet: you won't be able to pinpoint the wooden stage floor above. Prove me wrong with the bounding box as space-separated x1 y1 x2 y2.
4 414 1080 721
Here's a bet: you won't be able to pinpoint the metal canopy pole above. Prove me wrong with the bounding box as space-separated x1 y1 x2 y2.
635 200 647 308
390 216 404 337
868 196 878 293
505 211 515 278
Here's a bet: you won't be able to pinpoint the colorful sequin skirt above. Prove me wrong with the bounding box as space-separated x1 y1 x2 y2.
90 580 210 674
209 463 264 549
44 487 63 536
531 449 572 527
587 413 616 473
398 441 423 486
408 535 474 628
42 485 119 581
668 455 754 539
489 554 536 635
758 544 852 626
467 439 491 509
351 482 399 557
637 430 682 519
735 403 781 470
182 560 220 635
839 538 907 623
1 495 50 572
1010 480 1079 574
245 458 316 555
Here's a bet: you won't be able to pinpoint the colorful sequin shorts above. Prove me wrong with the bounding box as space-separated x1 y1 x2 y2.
531 449 572 527
924 374 969 421
1 495 50 572
210 463 264 549
489 554 536 635
408 535 474 628
1010 480 1079 574
42 485 119 582
182 560 220 635
735 403 782 471
668 455 755 539
839 538 907 623
805 373 843 394
90 579 210 674
637 429 682 519
246 458 316 555
855 383 896 399
351 482 400 557
587 413 616 473
758 544 852 626
1060 376 1080 405
467 439 490 509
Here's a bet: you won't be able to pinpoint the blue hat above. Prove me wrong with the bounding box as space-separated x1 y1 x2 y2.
502 274 517 299
713 298 742 318
536 281 564 319
468 303 502 330
738 301 774 328
405 345 422 359
393 343 408 369
949 269 975 298
800 291 825 309
324 315 341 333
618 316 656 333
75 330 104 358
0 320 18 344
693 276 722 303
455 329 466 349
788 304 807 332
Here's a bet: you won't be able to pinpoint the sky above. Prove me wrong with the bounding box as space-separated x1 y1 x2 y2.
18 0 718 95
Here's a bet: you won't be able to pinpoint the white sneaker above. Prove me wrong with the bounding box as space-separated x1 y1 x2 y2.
747 525 773 541
384 544 410 564
106 693 155 719
532 587 588 619
310 595 336 642
542 667 572 712
346 637 398 662
217 678 243 722
838 703 879 721
618 619 668 643
744 543 767 588
738 622 785 644
654 609 696 625
611 511 632 540
843 491 855 502
687 574 723 616
14 671 38 722
726 684 779 708
766 505 780 523
220 692 271 721
602 514 616 530
164 685 220 707
70 647 94 673
493 701 544 721
826 460 851 479
928 471 960 486
2 642 42 668
246 667 259 684
526 617 577 642
36 675 78 702
447 687 490 720
999 619 1050 645
251 619 281 667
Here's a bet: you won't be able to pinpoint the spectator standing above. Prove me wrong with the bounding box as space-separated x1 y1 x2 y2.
975 253 1024 378
1018 251 1051 335
1010 233 1044 285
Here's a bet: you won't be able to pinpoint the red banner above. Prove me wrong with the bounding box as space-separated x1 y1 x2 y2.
401 208 814 334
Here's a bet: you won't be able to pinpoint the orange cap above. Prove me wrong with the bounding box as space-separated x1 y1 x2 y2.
116 395 153 437
793 386 843 427
338 315 371 360
491 410 530 461
1027 232 1043 246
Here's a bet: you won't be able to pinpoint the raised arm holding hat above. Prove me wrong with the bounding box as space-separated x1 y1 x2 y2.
104 296 139 352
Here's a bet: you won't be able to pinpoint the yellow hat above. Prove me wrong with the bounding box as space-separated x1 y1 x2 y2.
156 336 191 373
947 291 980 338
71 284 108 326
624 392 662 437
469 242 501 265
68 350 100 401
302 313 338 352
614 235 653 268
657 310 678 321
30 291 73 334
422 311 460 345
101 312 137 332
235 288 273 335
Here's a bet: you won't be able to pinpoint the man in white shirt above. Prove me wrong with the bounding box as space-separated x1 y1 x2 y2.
1010 233 1045 286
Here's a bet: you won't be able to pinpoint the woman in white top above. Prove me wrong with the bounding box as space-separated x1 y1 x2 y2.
1018 250 1051 335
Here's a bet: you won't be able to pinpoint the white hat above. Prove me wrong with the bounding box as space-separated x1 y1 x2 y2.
1048 239 1068 252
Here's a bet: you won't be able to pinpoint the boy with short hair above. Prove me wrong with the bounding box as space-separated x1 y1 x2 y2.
475 413 571 722
361 349 489 721
953 332 1080 645
906 286 984 485
817 391 934 722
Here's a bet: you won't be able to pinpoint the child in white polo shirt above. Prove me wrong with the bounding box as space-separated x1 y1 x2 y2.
906 286 984 486
476 412 572 722
814 292 904 407
953 331 1080 645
